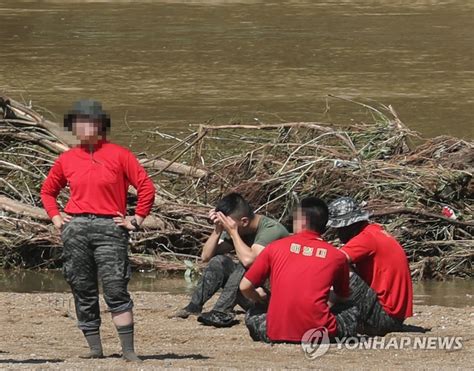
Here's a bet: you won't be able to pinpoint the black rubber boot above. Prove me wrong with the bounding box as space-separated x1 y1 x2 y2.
80 329 104 359
116 324 142 362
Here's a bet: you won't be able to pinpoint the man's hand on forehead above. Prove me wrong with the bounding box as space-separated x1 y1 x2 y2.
208 209 221 224
208 209 225 234
215 212 239 234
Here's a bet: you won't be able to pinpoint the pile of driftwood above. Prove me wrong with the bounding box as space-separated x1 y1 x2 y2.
0 96 472 279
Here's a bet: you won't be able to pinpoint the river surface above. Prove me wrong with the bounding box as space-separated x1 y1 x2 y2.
0 269 472 308
0 0 473 150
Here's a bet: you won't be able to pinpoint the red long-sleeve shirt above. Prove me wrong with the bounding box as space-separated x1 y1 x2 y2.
41 140 155 219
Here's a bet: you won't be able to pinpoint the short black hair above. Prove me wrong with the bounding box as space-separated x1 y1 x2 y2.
298 197 329 233
215 193 254 219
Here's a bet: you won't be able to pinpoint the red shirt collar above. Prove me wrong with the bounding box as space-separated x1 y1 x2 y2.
80 139 108 152
296 229 322 240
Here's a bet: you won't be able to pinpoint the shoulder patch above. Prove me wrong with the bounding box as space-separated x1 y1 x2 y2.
315 248 327 259
290 243 301 254
302 246 314 256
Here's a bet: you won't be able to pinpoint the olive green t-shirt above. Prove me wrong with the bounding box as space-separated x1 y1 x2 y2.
221 215 289 248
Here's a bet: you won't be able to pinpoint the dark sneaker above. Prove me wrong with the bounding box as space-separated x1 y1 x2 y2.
197 310 238 328
169 303 201 319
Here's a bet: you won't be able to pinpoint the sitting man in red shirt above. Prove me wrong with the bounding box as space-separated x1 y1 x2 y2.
240 197 359 343
327 197 413 336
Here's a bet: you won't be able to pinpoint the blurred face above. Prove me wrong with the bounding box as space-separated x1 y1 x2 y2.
72 117 101 143
292 208 307 233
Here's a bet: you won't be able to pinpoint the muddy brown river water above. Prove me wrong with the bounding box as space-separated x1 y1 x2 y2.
0 0 473 151
0 269 472 308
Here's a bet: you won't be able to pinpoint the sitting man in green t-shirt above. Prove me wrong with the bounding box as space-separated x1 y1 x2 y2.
172 193 289 327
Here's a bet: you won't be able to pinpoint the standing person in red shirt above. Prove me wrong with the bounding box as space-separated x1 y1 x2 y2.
327 197 413 336
40 100 155 362
240 197 359 343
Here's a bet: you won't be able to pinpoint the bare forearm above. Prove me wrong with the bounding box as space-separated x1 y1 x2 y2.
135 215 145 226
240 279 267 304
241 287 262 303
201 231 222 262
230 232 255 267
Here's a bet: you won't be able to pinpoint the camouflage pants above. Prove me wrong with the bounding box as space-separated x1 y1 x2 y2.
349 273 403 335
188 255 252 313
245 303 359 343
61 215 133 331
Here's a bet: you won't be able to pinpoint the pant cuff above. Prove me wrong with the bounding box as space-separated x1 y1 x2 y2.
108 299 134 313
77 319 101 331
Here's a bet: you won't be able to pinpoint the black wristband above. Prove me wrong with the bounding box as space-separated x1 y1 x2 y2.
130 217 140 232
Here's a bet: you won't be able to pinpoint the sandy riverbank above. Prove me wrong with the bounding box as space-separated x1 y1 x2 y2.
0 292 472 369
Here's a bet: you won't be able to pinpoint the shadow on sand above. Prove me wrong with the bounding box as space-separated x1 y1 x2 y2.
0 358 63 364
108 352 210 361
401 324 431 333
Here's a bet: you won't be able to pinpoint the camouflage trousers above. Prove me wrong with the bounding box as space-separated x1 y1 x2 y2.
349 273 404 336
245 273 405 342
61 215 133 331
188 255 252 313
245 303 359 343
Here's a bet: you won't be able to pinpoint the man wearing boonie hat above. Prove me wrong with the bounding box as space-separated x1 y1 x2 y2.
327 197 413 335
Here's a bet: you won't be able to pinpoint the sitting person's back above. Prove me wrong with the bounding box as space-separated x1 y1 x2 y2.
343 223 412 320
328 197 413 335
240 197 358 343
250 232 349 341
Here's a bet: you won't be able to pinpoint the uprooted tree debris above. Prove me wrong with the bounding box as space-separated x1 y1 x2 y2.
0 95 472 279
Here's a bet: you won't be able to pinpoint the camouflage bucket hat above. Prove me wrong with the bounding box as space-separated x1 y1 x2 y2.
327 197 370 228
64 99 110 132
68 99 106 118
